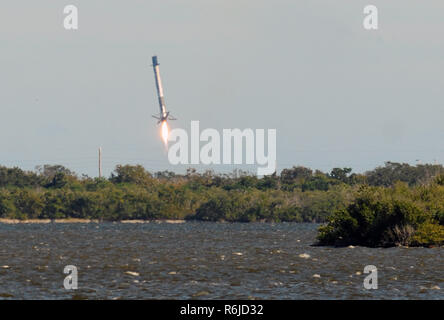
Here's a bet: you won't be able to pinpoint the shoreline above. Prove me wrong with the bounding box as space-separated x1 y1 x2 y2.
0 218 186 224
0 218 313 224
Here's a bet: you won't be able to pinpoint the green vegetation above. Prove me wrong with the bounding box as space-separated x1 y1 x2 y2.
0 161 443 247
317 180 444 247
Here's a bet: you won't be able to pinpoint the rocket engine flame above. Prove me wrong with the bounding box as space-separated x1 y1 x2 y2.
161 120 169 145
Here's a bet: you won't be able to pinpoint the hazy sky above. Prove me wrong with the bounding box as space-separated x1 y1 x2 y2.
1 1 443 177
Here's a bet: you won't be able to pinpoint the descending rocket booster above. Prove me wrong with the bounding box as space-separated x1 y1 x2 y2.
151 56 175 123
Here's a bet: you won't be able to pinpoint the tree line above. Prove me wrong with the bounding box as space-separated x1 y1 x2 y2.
0 162 443 246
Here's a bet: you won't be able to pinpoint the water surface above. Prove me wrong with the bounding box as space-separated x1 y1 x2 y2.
0 222 442 299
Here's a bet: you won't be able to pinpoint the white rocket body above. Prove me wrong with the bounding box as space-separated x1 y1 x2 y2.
152 56 175 123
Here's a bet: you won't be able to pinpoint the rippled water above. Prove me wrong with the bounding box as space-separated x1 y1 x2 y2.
0 222 442 299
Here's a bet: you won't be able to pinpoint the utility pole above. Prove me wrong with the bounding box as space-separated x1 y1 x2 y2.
99 147 102 178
